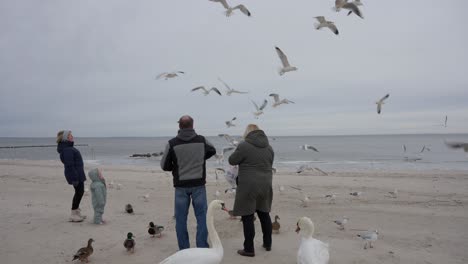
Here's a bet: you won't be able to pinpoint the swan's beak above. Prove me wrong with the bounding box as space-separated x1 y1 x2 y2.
295 224 301 234
221 203 227 211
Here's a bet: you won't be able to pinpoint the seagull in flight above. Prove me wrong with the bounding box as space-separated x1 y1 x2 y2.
299 144 319 152
275 46 298 76
252 99 268 118
420 145 431 153
444 115 448 128
269 93 295 107
403 144 406 152
209 0 251 17
444 141 468 152
225 117 237 128
191 86 222 96
376 94 390 114
156 71 185 80
214 146 235 164
218 134 239 146
334 0 364 19
218 78 248 95
314 16 339 35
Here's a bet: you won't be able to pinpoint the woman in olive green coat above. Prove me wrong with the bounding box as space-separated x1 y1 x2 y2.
229 124 274 257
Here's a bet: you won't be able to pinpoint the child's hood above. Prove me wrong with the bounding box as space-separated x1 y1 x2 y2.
88 168 103 183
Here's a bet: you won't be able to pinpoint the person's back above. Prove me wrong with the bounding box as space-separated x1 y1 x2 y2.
160 115 216 250
228 124 274 257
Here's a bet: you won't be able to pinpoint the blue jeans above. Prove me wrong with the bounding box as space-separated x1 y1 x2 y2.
174 185 209 250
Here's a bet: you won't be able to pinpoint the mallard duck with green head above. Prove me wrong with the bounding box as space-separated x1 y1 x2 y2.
147 222 164 238
72 238 94 262
123 232 135 253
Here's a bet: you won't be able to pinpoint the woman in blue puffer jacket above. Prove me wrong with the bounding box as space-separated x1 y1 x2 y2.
56 130 87 222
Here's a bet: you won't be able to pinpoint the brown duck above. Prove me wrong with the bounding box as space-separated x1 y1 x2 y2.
72 238 94 262
272 215 281 234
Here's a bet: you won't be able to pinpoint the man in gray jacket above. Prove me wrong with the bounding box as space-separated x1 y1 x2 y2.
160 115 216 250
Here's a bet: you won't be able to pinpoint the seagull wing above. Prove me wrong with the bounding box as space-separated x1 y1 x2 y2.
420 146 426 153
259 99 268 110
231 117 237 121
307 145 319 152
269 93 280 103
343 2 363 18
315 16 326 23
252 100 260 111
176 71 185 74
275 46 291 68
233 4 251 16
222 146 235 154
156 72 168 79
218 77 231 91
210 87 222 95
210 0 229 10
377 103 382 114
328 22 339 35
231 89 248 94
379 94 390 102
192 86 207 92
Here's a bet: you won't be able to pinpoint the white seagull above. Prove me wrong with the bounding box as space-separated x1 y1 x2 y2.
209 0 251 17
296 164 314 174
275 46 298 76
333 217 349 230
225 117 237 128
314 16 339 35
192 86 222 96
218 78 248 96
269 93 295 107
388 188 398 198
357 230 379 249
376 94 390 114
334 0 364 19
324 194 337 204
214 146 235 164
300 144 319 152
156 71 185 80
218 134 239 146
252 99 268 118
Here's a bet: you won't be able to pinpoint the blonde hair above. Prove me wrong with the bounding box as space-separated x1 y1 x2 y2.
243 124 260 138
56 130 64 144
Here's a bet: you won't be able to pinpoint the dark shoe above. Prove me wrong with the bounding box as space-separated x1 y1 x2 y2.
237 249 255 257
262 244 271 251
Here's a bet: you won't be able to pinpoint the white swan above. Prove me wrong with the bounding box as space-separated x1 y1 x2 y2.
159 200 226 264
296 217 330 264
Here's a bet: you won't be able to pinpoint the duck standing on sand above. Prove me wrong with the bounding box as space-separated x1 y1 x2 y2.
272 215 281 234
124 232 136 253
148 222 165 238
72 238 94 262
125 204 134 214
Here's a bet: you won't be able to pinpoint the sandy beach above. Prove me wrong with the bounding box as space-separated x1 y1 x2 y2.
0 159 467 264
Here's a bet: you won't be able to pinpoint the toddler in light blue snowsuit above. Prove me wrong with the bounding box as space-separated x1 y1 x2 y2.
88 168 107 224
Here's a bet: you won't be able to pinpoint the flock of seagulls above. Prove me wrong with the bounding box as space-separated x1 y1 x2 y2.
82 0 464 263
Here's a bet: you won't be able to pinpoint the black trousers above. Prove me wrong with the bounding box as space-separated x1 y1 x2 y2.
71 182 84 210
241 210 272 253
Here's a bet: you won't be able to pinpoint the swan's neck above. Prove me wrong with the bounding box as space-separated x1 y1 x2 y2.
302 225 314 238
207 205 223 251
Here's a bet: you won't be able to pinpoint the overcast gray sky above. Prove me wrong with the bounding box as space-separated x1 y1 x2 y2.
1 0 467 137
